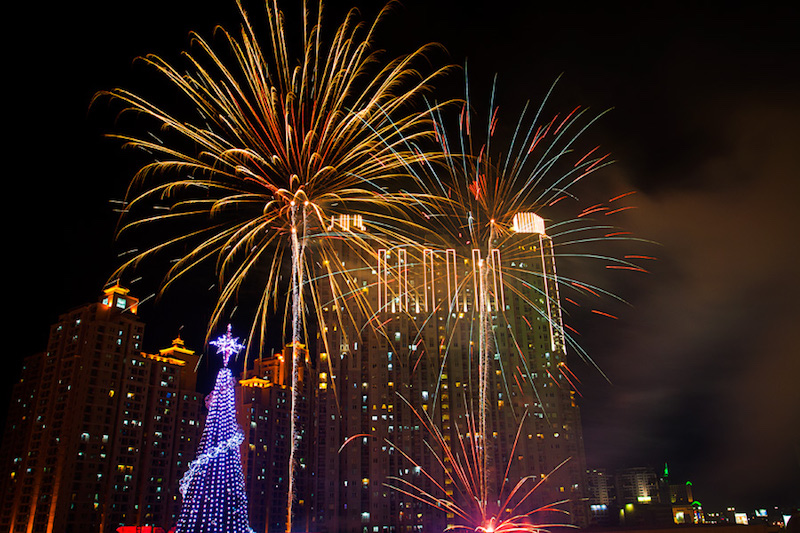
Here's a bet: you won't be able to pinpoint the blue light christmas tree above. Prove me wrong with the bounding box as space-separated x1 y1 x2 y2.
176 325 253 533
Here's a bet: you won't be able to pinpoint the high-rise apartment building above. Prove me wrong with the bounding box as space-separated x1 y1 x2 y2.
238 343 314 533
308 213 588 533
0 284 203 533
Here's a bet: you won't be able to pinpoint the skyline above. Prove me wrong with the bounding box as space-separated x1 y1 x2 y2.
7 0 799 513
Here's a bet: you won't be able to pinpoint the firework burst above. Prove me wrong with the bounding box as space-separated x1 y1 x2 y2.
95 1 450 529
401 71 654 401
385 395 575 533
374 71 655 530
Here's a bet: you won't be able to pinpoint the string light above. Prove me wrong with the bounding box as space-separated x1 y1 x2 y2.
175 326 253 533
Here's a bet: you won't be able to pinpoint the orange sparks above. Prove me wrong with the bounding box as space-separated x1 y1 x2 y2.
605 265 649 273
490 106 500 137
469 180 481 199
591 310 618 319
609 190 637 202
514 373 525 395
605 206 637 216
570 281 600 298
578 206 608 217
574 144 600 168
554 105 580 135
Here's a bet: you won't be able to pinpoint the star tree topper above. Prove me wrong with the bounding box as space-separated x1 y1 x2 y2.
210 324 245 367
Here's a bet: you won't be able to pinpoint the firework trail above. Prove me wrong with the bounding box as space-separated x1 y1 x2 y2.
95 1 450 529
288 201 306 527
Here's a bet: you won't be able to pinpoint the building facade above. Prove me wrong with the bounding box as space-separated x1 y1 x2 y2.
237 343 314 533
0 284 203 533
307 213 589 533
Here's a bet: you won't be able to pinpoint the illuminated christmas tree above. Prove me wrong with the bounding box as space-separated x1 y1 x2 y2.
176 325 252 533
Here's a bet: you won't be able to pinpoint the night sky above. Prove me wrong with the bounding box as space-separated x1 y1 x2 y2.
7 0 799 512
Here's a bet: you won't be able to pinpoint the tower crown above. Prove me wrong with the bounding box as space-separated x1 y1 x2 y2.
511 212 546 235
101 282 139 314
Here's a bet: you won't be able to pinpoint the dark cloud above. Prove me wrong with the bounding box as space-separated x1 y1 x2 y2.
580 97 800 506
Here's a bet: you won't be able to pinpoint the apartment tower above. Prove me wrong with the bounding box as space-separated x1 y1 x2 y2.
0 284 203 532
308 213 588 533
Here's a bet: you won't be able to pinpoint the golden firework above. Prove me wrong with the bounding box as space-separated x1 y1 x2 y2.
95 1 451 529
